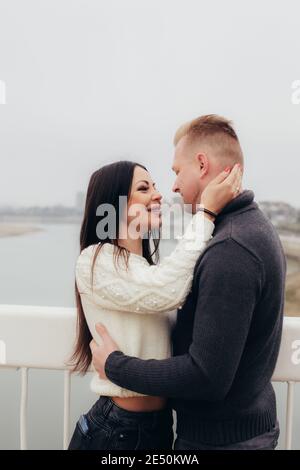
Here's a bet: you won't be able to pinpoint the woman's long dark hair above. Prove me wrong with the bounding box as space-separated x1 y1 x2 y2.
67 161 160 375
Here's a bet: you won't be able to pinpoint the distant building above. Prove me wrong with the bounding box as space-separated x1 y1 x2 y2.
75 191 85 213
258 201 299 226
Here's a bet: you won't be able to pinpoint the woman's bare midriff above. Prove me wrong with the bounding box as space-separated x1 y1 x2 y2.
111 395 168 412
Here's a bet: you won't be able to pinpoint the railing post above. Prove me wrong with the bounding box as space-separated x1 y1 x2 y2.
20 367 28 450
63 370 71 450
285 381 295 450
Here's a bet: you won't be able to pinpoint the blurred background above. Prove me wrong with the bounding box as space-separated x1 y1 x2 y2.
0 0 299 450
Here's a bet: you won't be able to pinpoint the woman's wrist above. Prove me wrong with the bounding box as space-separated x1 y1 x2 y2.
203 212 216 223
197 204 217 222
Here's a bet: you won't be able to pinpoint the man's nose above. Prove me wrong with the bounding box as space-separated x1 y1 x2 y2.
172 182 180 193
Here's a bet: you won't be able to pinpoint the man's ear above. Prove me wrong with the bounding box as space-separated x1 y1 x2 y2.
196 153 208 174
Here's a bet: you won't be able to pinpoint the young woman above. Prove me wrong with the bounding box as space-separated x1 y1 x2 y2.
67 160 242 451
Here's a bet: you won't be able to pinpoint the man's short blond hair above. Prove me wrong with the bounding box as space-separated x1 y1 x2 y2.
174 114 244 165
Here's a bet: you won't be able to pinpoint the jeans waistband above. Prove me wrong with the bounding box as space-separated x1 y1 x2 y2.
96 395 172 425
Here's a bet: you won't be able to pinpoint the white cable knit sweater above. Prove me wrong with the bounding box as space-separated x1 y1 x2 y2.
75 211 215 397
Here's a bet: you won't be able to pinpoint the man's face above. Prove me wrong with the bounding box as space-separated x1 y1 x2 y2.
171 136 205 212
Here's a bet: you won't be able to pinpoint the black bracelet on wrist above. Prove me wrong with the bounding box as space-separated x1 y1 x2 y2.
197 207 218 218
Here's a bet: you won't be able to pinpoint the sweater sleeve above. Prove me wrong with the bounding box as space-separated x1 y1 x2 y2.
104 239 263 400
76 211 214 314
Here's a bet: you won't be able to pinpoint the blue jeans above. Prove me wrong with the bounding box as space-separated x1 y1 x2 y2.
68 395 174 450
173 420 280 450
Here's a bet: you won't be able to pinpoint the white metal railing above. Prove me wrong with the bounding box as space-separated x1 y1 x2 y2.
0 305 79 450
0 304 300 450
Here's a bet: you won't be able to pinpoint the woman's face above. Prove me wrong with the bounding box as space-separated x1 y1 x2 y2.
126 166 162 237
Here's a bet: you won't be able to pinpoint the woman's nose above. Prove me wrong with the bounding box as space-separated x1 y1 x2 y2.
152 190 162 202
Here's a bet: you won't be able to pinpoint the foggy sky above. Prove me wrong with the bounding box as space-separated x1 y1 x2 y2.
0 0 300 208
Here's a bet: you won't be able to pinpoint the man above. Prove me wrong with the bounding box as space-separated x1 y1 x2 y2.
90 114 286 450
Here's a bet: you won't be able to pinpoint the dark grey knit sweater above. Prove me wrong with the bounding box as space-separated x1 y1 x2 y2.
105 189 287 445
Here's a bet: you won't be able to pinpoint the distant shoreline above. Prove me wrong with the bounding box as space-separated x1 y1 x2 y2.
0 220 299 317
0 215 81 225
0 223 43 238
278 236 300 317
